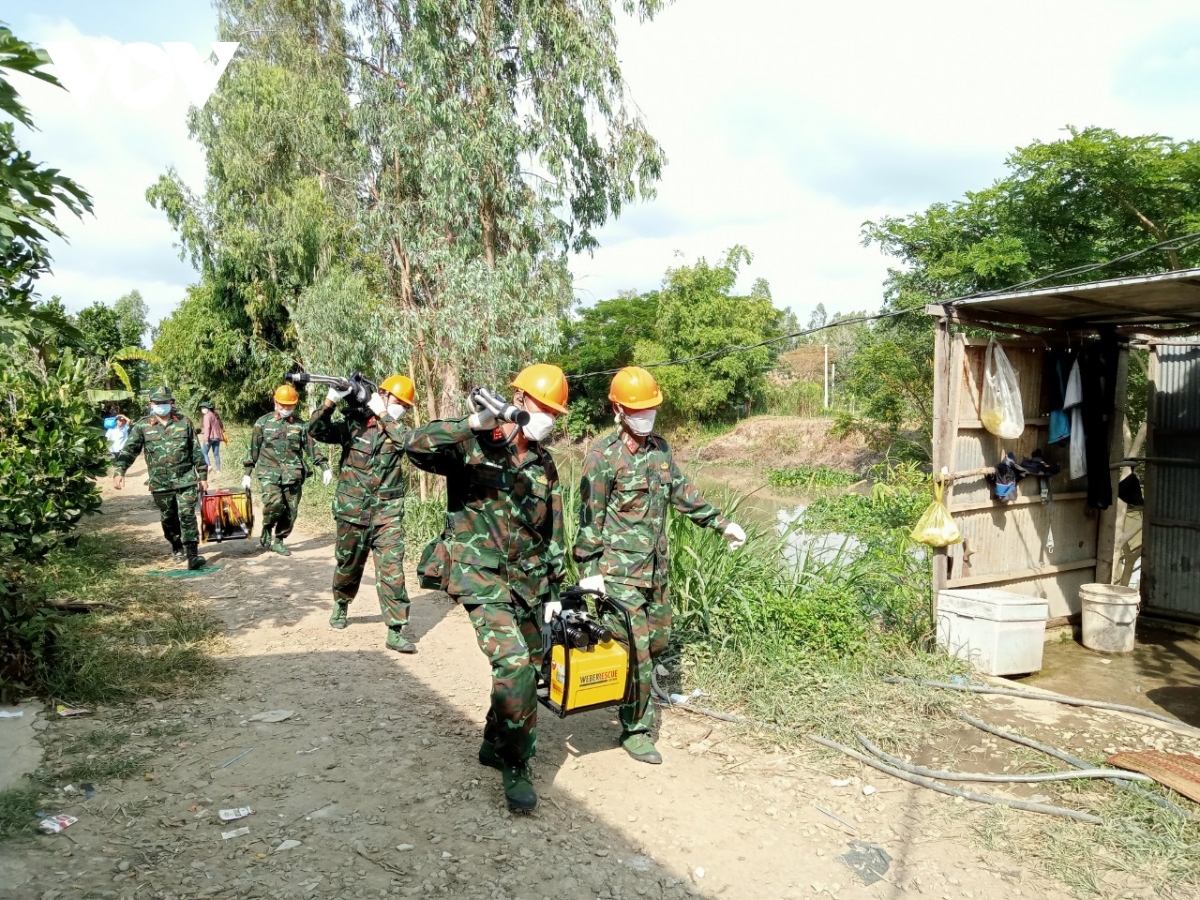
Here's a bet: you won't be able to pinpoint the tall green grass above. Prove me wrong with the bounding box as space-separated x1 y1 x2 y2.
35 534 224 704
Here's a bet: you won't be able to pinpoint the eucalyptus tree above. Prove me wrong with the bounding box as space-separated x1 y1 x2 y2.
152 0 669 422
347 0 669 419
147 0 360 414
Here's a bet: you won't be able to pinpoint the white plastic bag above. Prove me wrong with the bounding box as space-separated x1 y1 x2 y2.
981 339 1024 439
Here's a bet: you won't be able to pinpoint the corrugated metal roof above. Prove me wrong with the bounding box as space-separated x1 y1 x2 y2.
944 268 1200 327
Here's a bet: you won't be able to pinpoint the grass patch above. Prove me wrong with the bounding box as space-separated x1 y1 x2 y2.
973 786 1200 898
0 779 44 841
66 727 129 753
33 532 224 705
766 465 861 491
57 753 147 784
680 635 968 744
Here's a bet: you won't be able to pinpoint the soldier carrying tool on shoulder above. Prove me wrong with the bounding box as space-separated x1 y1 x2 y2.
309 374 418 652
242 383 331 556
574 366 745 765
113 386 210 571
405 364 569 813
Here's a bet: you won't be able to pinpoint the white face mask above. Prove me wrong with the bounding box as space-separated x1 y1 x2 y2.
622 408 657 436
277 406 295 418
521 411 555 442
151 403 173 418
387 403 408 420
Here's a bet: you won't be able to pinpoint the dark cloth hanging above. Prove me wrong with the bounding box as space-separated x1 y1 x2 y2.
1079 329 1119 509
1044 350 1073 445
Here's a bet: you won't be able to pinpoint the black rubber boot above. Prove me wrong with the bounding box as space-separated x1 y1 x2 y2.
185 542 207 571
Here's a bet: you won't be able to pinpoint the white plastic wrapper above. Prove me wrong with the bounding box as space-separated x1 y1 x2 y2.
39 814 77 834
981 339 1025 439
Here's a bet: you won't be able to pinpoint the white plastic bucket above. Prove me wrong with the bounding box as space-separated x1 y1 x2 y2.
1079 583 1140 653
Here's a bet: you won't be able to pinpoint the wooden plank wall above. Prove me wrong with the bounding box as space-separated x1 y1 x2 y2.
938 335 1112 620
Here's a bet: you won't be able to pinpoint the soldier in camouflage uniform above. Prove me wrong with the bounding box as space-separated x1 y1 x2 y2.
574 367 745 764
309 375 417 652
242 383 330 556
113 386 210 570
405 364 569 812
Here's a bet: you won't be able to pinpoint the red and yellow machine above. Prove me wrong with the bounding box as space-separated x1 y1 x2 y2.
200 490 254 544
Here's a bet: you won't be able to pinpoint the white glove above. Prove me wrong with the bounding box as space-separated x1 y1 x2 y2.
722 521 746 551
326 383 353 404
241 475 252 491
578 574 606 596
367 391 386 416
322 468 333 486
542 600 563 624
468 409 498 431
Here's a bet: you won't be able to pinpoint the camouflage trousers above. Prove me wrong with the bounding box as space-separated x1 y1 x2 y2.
465 598 544 766
260 480 303 540
333 517 409 628
151 487 200 547
604 580 671 736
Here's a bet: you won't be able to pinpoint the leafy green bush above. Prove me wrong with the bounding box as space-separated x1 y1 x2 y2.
0 352 108 701
798 461 927 536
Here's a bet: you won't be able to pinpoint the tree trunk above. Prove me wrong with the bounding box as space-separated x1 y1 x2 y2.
407 355 428 502
481 198 497 270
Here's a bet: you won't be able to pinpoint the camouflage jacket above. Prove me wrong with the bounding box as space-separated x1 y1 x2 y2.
115 414 208 493
574 430 729 588
243 412 327 485
309 405 407 526
405 417 564 606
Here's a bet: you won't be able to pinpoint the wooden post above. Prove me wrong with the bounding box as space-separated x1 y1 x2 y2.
931 312 953 610
1095 346 1130 584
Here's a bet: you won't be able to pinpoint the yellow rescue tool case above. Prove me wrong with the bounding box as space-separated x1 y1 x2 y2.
540 586 632 718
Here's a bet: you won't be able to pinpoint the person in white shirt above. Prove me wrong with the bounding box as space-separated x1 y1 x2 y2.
105 415 130 461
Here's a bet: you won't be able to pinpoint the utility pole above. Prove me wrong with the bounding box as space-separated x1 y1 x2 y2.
823 344 829 409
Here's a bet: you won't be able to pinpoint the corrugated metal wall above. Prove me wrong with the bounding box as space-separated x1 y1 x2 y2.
1143 342 1200 619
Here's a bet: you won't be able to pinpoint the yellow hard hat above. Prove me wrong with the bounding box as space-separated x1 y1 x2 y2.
511 363 569 414
379 374 416 406
274 384 300 405
608 366 663 410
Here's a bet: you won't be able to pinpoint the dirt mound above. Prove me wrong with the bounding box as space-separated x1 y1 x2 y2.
688 416 876 472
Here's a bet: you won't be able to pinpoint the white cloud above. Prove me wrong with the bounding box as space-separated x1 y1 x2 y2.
15 17 208 325
16 2 1200 330
573 0 1200 316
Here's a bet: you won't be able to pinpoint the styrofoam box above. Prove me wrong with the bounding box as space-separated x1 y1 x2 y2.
936 588 1050 676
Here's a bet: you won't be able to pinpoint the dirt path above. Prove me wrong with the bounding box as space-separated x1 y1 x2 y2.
3 462 1089 900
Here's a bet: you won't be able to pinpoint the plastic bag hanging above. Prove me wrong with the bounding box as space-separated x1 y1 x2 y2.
910 477 963 547
981 339 1024 439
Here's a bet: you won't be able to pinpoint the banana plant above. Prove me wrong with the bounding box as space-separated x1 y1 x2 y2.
84 347 160 402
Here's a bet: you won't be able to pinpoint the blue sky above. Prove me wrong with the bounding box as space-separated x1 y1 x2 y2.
9 0 1200 329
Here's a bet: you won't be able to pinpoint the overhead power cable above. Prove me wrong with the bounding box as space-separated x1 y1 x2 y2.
566 236 1199 381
